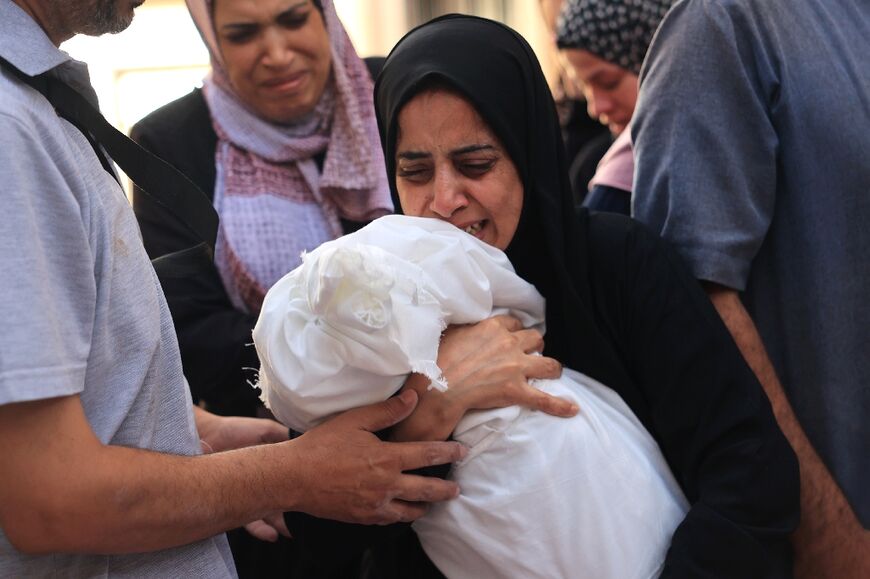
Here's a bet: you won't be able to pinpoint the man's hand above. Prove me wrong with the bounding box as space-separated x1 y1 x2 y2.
392 315 577 442
285 389 467 525
193 406 288 453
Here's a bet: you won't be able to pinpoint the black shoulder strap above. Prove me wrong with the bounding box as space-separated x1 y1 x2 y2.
1 57 218 251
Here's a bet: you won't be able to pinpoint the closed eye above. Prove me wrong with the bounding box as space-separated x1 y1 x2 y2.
589 73 623 92
222 24 259 44
459 159 497 177
276 7 310 30
396 163 432 183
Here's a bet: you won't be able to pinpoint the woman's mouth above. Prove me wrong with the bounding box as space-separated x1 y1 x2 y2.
262 71 309 94
462 221 485 238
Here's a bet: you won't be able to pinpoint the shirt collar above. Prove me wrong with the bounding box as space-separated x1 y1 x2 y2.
0 0 100 106
0 0 71 76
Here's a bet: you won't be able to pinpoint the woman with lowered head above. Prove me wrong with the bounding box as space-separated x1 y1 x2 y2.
556 0 675 214
366 14 799 578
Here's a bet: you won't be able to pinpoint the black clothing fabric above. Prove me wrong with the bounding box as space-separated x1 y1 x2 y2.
584 183 632 215
131 88 263 417
372 14 799 578
568 126 612 203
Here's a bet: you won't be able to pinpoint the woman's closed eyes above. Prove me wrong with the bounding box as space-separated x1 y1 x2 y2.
397 148 500 184
220 3 311 45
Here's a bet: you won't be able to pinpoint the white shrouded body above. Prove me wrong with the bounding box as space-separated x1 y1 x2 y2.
254 215 688 578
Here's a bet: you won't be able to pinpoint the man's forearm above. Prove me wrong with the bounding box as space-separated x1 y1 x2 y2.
704 286 807 435
704 284 870 576
62 443 293 554
0 391 464 556
0 395 299 554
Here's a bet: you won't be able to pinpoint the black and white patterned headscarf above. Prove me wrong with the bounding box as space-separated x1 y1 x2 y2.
556 0 675 75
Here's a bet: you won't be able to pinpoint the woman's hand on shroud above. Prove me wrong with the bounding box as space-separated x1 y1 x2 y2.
391 315 578 442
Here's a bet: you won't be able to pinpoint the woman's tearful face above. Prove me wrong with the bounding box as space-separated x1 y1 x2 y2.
394 89 523 251
213 0 332 124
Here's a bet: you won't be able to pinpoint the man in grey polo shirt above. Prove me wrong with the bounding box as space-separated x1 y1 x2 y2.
0 0 479 575
632 0 869 576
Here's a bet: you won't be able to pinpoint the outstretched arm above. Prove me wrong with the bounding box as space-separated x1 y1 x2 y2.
0 391 465 555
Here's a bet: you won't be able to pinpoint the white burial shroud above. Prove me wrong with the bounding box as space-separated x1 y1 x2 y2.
254 215 689 579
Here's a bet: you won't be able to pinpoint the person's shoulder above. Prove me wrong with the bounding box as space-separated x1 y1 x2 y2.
668 0 776 28
0 67 50 129
676 0 757 14
0 71 67 163
129 88 217 192
130 88 211 144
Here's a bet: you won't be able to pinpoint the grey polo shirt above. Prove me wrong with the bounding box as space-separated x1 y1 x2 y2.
633 0 870 525
0 1 236 575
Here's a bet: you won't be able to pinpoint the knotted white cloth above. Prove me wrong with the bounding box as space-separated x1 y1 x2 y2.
254 215 688 579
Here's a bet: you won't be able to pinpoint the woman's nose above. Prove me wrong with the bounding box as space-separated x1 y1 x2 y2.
262 29 293 68
429 170 468 217
587 90 612 120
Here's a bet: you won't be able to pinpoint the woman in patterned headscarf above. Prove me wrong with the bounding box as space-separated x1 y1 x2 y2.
129 1 391 575
557 0 674 213
131 0 391 419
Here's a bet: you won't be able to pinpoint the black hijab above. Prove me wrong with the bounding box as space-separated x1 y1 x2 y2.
374 14 632 393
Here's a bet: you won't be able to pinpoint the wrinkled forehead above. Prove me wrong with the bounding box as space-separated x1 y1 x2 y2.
186 0 326 61
395 83 494 141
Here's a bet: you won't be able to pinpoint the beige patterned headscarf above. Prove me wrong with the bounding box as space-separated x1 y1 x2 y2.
186 0 392 313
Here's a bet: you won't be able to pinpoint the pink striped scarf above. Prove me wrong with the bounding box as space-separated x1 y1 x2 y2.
187 0 392 313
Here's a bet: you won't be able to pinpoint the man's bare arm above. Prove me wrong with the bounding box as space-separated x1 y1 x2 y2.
704 283 869 578
0 390 465 555
192 405 289 453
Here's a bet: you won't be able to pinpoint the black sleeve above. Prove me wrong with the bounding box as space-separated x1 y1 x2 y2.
588 214 799 578
130 92 262 416
582 184 631 215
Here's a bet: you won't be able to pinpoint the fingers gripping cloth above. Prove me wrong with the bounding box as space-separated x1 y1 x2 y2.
252 215 544 432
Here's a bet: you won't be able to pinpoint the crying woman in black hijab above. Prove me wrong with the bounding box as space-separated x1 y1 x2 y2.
375 14 799 579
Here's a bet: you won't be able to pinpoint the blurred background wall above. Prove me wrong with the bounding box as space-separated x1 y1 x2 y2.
62 0 558 136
